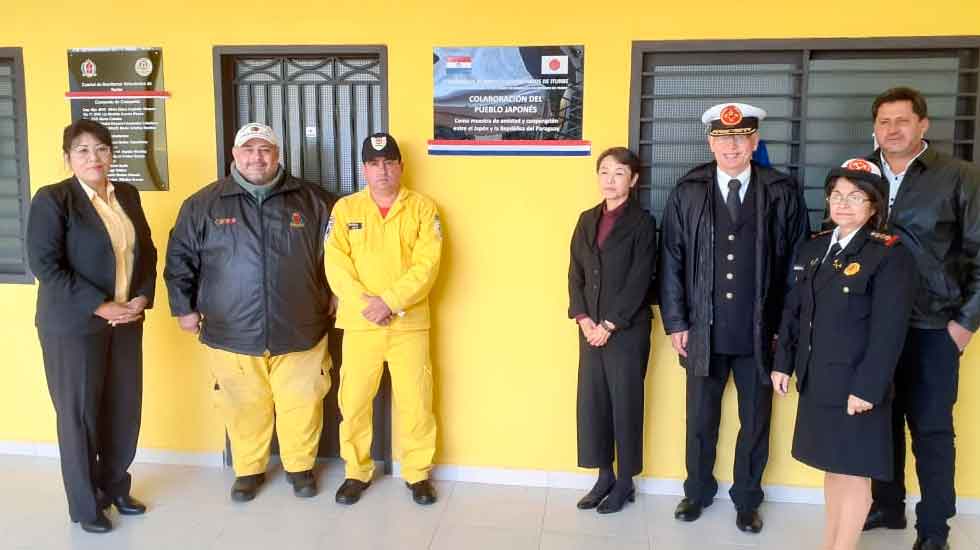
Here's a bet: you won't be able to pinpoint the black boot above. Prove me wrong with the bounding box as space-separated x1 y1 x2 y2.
597 479 635 514
577 467 615 510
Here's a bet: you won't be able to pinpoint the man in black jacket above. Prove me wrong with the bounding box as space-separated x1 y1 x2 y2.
861 87 980 550
165 123 336 502
659 103 808 533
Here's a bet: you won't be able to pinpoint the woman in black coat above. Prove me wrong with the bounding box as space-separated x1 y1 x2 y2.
771 159 916 550
26 119 157 533
568 147 657 514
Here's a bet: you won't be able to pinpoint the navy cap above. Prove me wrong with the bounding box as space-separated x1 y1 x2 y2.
361 133 401 163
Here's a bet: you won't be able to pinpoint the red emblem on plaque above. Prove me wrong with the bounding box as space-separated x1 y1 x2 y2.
720 104 743 126
81 59 97 78
290 212 305 228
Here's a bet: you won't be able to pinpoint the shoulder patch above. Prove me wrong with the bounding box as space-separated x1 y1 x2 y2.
869 231 901 247
811 229 833 239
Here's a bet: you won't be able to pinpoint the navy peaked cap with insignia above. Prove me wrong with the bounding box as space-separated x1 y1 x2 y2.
361 132 401 163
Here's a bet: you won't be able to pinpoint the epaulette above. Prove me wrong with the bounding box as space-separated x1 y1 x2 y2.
810 229 833 239
869 231 900 247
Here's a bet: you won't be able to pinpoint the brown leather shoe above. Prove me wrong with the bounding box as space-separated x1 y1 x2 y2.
230 473 265 502
286 470 317 498
335 478 370 505
406 479 437 505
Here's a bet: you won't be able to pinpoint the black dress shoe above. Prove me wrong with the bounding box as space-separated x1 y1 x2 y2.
407 479 437 505
863 504 907 531
286 470 317 498
110 495 147 515
596 486 635 514
335 478 370 505
913 538 950 550
230 473 265 502
674 498 703 522
736 509 764 533
577 479 615 510
77 511 112 533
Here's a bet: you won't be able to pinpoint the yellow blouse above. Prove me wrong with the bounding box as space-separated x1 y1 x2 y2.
78 180 136 303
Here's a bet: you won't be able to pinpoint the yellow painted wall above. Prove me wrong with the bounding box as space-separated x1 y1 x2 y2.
2 0 978 498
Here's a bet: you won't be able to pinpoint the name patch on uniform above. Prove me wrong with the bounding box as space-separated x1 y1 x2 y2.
793 264 804 271
214 217 237 225
347 222 363 230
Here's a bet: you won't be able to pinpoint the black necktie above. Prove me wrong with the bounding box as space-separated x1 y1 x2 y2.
726 179 741 223
824 242 843 264
817 242 843 276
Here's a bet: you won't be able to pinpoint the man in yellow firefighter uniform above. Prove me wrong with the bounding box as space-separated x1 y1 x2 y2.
326 133 442 506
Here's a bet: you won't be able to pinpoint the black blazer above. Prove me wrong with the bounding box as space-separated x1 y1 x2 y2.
568 198 657 329
27 177 157 335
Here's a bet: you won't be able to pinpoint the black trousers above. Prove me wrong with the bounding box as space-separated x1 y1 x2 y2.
873 327 959 541
576 320 650 479
684 353 772 510
38 323 143 523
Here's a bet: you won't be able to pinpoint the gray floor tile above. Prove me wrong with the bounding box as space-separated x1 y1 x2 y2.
543 488 648 541
541 531 651 550
430 523 541 550
441 482 548 530
0 455 977 550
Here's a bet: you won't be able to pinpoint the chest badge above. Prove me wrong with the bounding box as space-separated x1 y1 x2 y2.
290 212 305 228
843 262 861 276
832 258 843 271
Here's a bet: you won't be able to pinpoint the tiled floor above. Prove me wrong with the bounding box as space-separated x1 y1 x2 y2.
0 455 977 550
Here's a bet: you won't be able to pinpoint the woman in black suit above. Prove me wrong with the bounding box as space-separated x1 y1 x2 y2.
26 119 157 533
772 159 916 550
568 147 657 514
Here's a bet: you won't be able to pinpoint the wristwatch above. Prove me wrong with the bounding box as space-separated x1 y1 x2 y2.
601 320 616 332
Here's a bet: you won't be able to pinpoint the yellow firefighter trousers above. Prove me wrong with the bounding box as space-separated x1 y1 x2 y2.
207 335 331 476
339 329 436 484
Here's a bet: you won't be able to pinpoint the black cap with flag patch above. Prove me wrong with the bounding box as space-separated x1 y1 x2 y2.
361 132 401 163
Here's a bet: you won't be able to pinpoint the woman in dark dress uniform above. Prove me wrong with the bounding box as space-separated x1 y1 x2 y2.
568 147 657 514
772 158 917 550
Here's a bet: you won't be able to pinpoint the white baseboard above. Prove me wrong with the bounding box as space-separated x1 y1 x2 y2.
0 441 225 468
2 441 976 515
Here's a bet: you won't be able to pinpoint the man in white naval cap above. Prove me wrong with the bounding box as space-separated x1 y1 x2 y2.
659 102 808 532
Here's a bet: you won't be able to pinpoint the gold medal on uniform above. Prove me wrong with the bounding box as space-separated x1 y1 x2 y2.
844 262 860 276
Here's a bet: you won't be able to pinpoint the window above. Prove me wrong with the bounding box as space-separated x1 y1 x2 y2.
0 48 31 283
214 46 388 196
629 38 980 229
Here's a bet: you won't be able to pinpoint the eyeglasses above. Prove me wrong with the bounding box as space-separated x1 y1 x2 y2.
826 193 870 207
70 144 112 158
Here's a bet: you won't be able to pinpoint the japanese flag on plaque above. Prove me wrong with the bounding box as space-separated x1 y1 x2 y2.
541 55 568 75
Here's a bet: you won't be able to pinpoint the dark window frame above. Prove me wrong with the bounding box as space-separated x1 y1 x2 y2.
629 36 980 223
0 47 32 284
212 44 389 192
